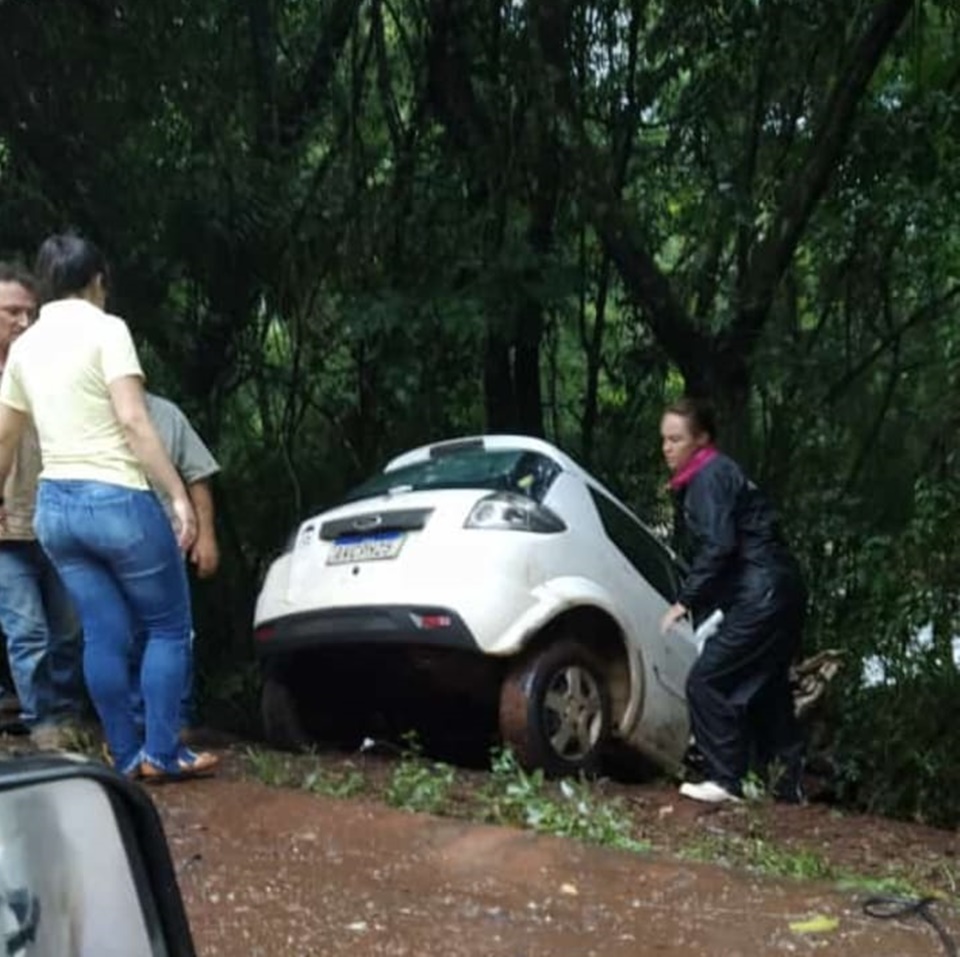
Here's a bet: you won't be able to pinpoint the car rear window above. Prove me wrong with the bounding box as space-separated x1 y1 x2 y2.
343 449 561 504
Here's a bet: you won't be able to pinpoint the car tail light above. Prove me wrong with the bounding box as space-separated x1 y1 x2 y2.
464 492 566 533
254 625 276 642
410 613 453 630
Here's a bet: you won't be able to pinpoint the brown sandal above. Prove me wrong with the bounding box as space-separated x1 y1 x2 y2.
139 748 220 783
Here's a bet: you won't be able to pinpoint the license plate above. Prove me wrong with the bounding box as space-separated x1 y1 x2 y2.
326 531 405 565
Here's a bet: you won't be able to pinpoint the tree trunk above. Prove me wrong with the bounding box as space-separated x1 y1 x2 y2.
483 334 517 432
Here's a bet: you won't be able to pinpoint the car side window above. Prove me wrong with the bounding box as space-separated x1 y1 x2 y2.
589 489 680 602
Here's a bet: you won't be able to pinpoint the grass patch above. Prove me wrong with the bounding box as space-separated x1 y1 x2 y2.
244 746 367 797
681 833 833 881
244 746 301 788
241 740 951 898
245 740 647 853
384 735 457 814
302 765 366 799
833 873 925 897
479 748 649 853
679 832 935 898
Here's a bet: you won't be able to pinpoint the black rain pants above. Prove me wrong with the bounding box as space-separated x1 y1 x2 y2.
686 577 807 799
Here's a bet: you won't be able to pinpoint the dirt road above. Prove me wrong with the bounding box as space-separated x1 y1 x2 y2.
152 772 959 956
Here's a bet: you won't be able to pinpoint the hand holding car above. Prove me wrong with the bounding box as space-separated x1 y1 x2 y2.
660 602 689 635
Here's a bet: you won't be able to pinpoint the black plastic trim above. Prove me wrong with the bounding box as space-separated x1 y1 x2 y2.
429 438 485 457
254 605 480 655
319 508 434 542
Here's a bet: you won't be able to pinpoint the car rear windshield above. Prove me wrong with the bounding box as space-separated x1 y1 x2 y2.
343 449 562 504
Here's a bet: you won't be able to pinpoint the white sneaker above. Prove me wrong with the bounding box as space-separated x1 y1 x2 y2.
679 780 743 804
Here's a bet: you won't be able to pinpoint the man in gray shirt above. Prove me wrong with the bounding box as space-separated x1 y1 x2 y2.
144 393 220 579
133 394 221 733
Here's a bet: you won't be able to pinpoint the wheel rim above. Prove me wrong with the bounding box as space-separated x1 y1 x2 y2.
541 664 604 761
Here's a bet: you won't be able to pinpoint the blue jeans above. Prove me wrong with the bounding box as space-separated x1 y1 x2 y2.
0 541 83 727
35 480 192 773
130 626 195 730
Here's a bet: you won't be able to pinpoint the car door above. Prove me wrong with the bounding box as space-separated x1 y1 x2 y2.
587 489 699 702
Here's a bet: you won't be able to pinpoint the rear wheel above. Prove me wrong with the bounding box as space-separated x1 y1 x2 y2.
499 637 612 777
260 667 310 751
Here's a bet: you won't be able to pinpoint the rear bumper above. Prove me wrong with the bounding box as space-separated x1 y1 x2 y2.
253 604 481 657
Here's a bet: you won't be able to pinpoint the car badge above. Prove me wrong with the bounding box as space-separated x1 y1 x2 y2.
352 515 383 530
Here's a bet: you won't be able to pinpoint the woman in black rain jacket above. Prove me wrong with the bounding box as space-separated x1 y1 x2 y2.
659 397 807 804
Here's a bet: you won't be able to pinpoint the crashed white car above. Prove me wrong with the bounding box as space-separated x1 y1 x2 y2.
253 435 703 776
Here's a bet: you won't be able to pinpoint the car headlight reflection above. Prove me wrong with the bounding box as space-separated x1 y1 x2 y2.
464 493 566 533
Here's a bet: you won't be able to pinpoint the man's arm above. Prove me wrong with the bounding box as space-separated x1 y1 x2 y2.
188 478 219 578
0 362 29 497
108 377 197 551
146 393 221 578
0 405 26 524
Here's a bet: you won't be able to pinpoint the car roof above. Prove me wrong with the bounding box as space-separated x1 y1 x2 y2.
385 434 588 478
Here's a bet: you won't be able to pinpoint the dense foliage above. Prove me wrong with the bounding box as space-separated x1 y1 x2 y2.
1 0 959 824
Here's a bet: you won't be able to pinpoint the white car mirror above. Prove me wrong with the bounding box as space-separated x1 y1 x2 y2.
0 755 195 956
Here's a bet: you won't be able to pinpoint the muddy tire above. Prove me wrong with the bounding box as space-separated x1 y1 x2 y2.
499 637 612 777
261 670 310 751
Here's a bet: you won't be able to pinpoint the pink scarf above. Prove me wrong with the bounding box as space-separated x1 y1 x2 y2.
668 445 718 490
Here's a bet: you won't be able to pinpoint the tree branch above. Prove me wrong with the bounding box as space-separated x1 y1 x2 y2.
424 0 493 156
737 0 914 335
530 0 710 381
245 0 279 152
372 0 403 152
278 0 364 149
824 285 960 405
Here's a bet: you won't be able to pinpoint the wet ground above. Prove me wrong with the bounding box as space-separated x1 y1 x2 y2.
147 748 960 957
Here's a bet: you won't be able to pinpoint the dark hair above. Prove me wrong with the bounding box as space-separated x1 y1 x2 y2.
0 261 38 298
33 233 109 303
664 395 717 442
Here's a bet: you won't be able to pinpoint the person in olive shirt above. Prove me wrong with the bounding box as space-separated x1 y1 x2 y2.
0 263 84 746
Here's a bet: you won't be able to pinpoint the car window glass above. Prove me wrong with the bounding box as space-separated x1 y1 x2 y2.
344 449 561 503
589 488 679 601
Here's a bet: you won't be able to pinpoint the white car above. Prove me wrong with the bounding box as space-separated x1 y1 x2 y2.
253 434 703 776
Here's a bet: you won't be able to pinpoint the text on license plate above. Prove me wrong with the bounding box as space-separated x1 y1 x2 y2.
326 531 405 565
